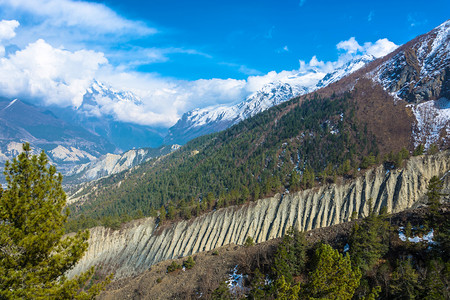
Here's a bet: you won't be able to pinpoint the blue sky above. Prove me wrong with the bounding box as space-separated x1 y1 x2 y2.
89 0 449 80
0 0 448 126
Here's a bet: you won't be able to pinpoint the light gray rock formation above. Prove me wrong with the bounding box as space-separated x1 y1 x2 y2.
67 151 450 279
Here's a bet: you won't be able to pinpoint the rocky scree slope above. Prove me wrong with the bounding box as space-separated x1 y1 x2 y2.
67 152 449 279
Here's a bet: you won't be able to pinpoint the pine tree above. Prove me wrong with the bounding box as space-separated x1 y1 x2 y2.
272 228 307 283
349 200 390 273
272 275 301 300
389 258 419 299
306 243 361 300
426 176 445 226
0 143 111 299
183 256 195 269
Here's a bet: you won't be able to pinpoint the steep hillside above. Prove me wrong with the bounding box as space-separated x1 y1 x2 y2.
97 204 449 300
67 21 449 231
165 55 375 145
67 152 450 280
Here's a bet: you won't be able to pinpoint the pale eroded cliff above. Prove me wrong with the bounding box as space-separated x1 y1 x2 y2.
68 152 450 279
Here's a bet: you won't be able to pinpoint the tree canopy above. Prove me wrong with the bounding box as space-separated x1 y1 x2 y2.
0 143 110 299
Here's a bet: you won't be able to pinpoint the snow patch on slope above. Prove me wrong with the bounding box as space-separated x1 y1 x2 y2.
2 99 17 110
410 98 450 148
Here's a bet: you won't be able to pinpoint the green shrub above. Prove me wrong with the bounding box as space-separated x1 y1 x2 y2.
183 256 195 269
167 261 182 273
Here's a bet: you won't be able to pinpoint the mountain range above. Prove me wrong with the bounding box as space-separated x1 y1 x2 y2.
0 53 380 179
164 55 375 145
65 20 450 231
1 21 448 188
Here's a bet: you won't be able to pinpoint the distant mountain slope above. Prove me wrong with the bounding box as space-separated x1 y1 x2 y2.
0 97 115 174
65 144 180 185
66 20 450 231
49 80 166 151
164 55 375 145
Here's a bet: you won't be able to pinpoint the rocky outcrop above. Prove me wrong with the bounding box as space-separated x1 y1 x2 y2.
64 145 180 185
67 152 450 279
374 20 450 103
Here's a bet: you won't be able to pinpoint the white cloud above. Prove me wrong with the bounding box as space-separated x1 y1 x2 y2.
0 0 154 36
337 36 398 59
337 37 363 54
0 19 18 40
0 37 107 107
0 19 400 128
0 19 19 56
363 38 398 58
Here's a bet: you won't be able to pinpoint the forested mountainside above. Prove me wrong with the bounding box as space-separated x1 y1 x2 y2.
66 21 449 232
164 55 375 145
67 152 450 280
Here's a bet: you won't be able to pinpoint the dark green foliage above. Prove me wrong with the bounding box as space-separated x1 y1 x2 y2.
413 144 424 156
305 243 361 299
434 216 450 262
426 176 445 226
360 153 377 169
66 93 381 231
0 143 110 299
389 258 420 299
272 275 301 299
272 228 307 283
211 280 232 299
421 259 450 300
248 268 265 300
183 256 195 269
167 261 182 273
349 200 390 273
245 236 255 247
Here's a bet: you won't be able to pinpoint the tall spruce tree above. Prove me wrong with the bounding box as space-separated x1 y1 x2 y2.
305 243 361 300
0 144 110 299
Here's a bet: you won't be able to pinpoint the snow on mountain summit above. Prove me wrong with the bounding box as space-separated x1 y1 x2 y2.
84 80 143 107
165 55 376 145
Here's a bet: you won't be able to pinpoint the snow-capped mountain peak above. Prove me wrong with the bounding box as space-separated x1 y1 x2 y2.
83 80 143 107
317 54 375 88
165 55 376 145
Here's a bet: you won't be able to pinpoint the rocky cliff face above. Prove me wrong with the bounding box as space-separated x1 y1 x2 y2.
374 20 449 103
67 152 450 279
